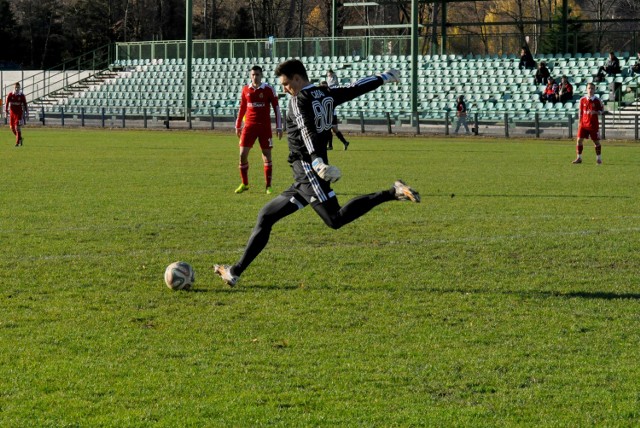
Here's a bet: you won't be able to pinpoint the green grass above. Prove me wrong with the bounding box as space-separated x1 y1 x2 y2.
1 128 639 426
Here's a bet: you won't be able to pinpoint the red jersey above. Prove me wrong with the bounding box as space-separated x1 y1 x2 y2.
578 95 603 130
5 91 28 116
235 83 281 129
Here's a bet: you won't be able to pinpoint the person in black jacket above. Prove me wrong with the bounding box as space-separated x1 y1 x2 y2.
535 61 551 85
557 75 574 103
519 47 536 70
630 52 640 76
214 59 421 287
598 52 621 76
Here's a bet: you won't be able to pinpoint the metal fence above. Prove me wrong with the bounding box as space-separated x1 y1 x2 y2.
31 106 640 141
1 46 113 102
114 31 640 64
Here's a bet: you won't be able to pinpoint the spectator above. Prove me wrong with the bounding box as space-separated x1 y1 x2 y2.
326 69 339 87
541 77 558 103
535 61 551 85
597 52 621 77
519 46 536 70
557 75 574 103
629 52 640 76
453 95 470 135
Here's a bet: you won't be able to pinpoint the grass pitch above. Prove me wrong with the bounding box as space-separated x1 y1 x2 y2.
1 128 639 426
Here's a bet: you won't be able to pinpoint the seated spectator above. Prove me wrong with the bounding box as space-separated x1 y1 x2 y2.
630 52 640 76
597 51 621 77
519 47 536 70
535 61 551 85
326 69 339 87
557 75 573 103
541 77 558 103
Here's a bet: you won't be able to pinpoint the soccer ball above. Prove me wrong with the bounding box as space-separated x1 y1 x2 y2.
164 261 195 290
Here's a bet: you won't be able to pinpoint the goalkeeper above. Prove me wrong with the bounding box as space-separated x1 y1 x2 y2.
214 59 420 286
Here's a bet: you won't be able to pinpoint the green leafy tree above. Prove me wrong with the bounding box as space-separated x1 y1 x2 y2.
539 9 593 54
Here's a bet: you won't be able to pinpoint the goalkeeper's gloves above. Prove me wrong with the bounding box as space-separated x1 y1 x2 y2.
312 158 342 183
378 69 401 84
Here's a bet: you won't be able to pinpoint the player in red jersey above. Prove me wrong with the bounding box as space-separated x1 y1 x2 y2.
234 65 283 194
5 82 28 147
573 82 604 165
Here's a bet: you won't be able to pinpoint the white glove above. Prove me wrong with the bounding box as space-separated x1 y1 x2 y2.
378 69 401 84
312 158 342 183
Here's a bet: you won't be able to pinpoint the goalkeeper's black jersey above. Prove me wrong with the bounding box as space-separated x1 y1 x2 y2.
285 75 383 174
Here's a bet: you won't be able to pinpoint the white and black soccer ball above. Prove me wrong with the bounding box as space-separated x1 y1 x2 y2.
164 261 195 290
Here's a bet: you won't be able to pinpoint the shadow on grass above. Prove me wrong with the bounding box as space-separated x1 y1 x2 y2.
545 291 640 300
485 289 640 301
444 194 631 199
335 192 630 199
397 286 640 301
190 283 300 293
190 284 640 300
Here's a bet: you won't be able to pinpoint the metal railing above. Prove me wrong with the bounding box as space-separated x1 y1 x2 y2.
114 31 640 63
32 105 640 141
1 45 114 112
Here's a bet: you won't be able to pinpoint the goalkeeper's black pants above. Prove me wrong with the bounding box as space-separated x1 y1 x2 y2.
232 184 396 276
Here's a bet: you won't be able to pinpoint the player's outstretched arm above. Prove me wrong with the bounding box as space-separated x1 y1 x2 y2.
377 69 401 84
331 69 401 106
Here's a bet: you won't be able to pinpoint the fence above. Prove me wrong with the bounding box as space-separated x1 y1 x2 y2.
114 31 640 64
31 106 640 141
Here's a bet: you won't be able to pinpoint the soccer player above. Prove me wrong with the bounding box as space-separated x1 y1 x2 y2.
5 82 28 147
234 65 283 194
214 59 420 287
573 82 604 165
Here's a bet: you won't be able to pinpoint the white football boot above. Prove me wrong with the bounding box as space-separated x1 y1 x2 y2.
214 264 239 287
394 180 421 203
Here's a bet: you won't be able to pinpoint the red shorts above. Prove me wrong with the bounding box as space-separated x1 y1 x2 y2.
577 127 600 141
9 112 24 130
239 124 273 150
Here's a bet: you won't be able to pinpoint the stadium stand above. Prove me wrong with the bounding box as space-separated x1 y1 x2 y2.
41 52 640 128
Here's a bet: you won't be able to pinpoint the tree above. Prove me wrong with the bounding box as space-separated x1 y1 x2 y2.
580 0 635 51
230 7 254 38
539 8 592 54
1 0 639 68
0 0 20 66
446 1 493 55
12 0 66 68
63 0 118 53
